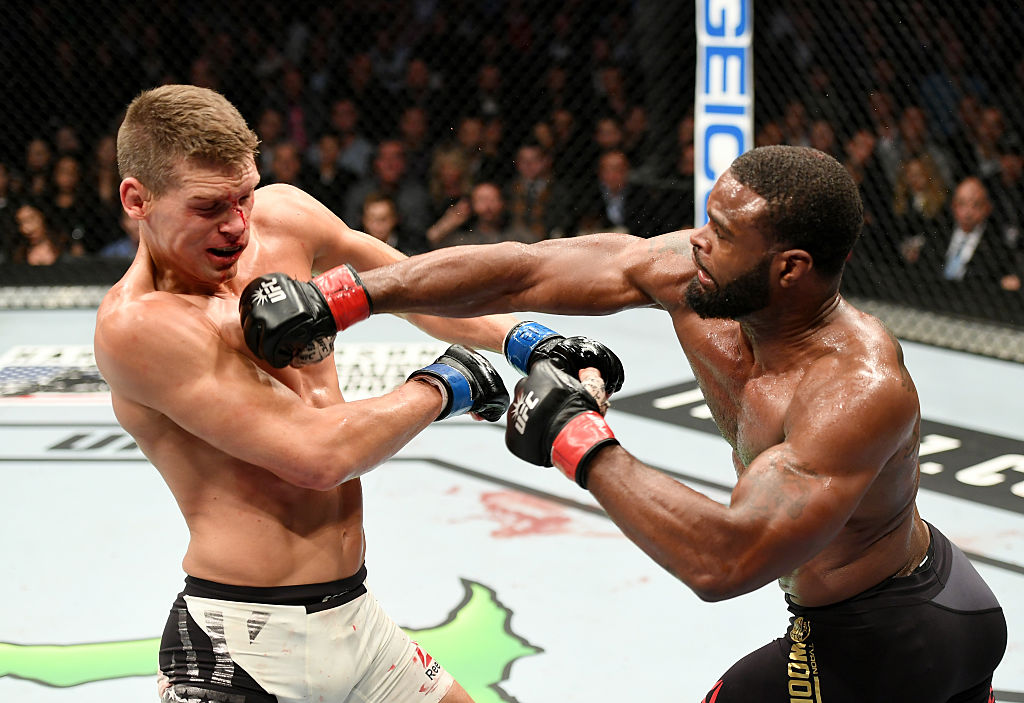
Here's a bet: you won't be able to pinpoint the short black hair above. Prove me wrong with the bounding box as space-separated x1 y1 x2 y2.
729 145 863 278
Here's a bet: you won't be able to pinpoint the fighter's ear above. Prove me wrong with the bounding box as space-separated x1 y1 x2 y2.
775 249 813 287
120 178 150 219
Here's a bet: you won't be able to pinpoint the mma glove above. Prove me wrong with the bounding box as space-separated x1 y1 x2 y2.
409 345 510 421
505 360 619 488
240 265 371 368
503 321 625 396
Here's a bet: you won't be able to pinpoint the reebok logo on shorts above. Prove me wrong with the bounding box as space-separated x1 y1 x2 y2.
413 643 442 681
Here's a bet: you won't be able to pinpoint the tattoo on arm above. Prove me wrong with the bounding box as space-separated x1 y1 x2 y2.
648 237 691 258
746 447 813 521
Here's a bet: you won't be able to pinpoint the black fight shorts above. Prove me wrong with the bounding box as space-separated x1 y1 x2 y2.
701 524 1006 703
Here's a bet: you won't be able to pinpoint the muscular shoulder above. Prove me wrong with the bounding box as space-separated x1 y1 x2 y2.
632 230 698 309
252 184 343 231
251 183 394 271
95 290 220 400
789 315 919 452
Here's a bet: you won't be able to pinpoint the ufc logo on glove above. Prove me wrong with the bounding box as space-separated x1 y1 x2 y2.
253 277 287 305
512 391 540 434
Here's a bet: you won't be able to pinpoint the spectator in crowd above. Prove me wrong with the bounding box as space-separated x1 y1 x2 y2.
841 127 900 293
304 33 340 102
23 137 53 199
545 108 588 187
575 149 657 238
394 57 445 120
597 13 637 69
53 124 83 159
780 100 811 147
12 200 70 266
865 90 899 157
309 97 374 179
368 27 412 96
267 64 320 154
412 11 463 89
967 106 1009 181
464 63 511 124
531 64 584 129
343 139 431 236
88 134 122 221
427 144 474 222
50 155 108 256
255 107 286 177
983 136 1024 253
448 114 486 181
622 104 654 173
545 10 582 67
593 115 625 156
396 105 433 183
360 192 428 256
755 121 784 147
944 93 983 180
0 162 18 263
666 118 696 229
530 119 555 151
266 141 309 189
939 176 1020 294
476 116 515 185
427 180 532 248
677 112 695 157
99 209 141 259
505 141 572 240
876 105 956 188
808 119 841 162
802 63 845 126
306 132 355 216
918 36 988 141
890 156 950 292
336 52 392 138
593 64 635 125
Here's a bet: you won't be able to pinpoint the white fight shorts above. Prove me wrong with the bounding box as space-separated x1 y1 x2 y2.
158 565 455 703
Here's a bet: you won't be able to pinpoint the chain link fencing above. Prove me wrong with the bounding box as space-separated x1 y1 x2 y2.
1 0 1021 356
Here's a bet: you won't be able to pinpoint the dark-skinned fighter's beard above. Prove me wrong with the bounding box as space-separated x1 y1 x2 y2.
685 253 773 319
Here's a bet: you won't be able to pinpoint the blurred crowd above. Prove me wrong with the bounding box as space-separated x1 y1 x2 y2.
0 0 1021 320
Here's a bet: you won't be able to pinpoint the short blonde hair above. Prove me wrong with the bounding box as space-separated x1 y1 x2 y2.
117 84 259 195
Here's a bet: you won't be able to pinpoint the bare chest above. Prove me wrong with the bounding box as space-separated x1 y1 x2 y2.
685 349 802 468
198 261 342 407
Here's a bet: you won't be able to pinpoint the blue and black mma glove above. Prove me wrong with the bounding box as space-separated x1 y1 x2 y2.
409 345 510 421
502 321 625 397
505 360 619 488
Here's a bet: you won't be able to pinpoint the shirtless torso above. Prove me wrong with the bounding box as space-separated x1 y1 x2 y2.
347 146 1001 700
361 218 930 607
667 281 929 605
97 203 365 586
95 181 511 589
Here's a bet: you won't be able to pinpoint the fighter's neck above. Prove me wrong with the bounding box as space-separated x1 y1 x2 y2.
738 292 845 371
138 231 257 299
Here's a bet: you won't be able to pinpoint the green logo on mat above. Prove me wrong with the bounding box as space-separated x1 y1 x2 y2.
0 580 540 703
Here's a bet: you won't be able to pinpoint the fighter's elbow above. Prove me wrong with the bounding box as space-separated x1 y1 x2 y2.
687 574 738 602
684 558 761 602
282 453 361 491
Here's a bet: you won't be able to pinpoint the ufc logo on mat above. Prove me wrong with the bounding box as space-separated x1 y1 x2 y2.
512 391 539 434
